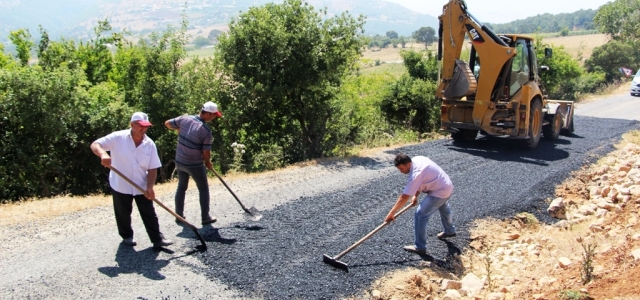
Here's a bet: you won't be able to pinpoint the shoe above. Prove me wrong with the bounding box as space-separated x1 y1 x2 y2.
153 239 174 248
175 216 186 224
437 232 457 239
202 217 217 225
403 245 427 255
122 238 137 246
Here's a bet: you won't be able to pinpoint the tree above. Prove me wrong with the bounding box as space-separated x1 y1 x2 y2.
412 27 436 48
386 30 398 39
193 36 211 49
594 0 640 42
560 27 570 37
215 0 365 160
208 29 223 42
585 40 637 81
9 29 34 66
401 49 438 81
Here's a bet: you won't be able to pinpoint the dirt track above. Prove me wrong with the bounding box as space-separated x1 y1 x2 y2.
1 93 639 299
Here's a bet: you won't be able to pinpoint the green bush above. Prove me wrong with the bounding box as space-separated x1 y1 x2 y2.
381 75 439 133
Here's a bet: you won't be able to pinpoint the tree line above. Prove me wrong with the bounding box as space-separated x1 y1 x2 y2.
0 0 636 201
486 9 597 34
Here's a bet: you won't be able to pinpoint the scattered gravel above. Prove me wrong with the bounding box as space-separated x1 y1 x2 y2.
0 106 638 299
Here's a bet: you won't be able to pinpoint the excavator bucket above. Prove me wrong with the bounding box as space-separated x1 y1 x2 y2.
444 59 478 99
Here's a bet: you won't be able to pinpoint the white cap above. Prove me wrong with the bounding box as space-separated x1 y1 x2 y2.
202 101 222 117
130 112 152 126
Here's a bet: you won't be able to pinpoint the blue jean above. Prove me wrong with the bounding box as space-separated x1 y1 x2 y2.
174 163 211 221
414 195 455 250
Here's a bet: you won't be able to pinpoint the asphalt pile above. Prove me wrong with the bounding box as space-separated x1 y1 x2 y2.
186 116 640 299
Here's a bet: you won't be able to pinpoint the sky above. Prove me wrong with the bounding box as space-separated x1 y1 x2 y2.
385 0 612 23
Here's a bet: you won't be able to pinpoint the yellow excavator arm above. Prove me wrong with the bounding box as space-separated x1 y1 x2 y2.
437 0 516 126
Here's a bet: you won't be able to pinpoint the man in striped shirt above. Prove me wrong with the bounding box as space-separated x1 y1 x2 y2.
165 102 222 225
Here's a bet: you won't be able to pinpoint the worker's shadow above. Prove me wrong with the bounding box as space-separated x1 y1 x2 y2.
97 244 170 280
350 241 464 274
177 224 237 245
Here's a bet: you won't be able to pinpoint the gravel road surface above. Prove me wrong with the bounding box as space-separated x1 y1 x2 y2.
1 94 639 299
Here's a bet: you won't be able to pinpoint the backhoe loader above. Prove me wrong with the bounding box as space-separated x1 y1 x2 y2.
437 0 574 148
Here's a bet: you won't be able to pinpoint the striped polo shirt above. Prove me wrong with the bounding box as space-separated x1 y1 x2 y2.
168 115 212 166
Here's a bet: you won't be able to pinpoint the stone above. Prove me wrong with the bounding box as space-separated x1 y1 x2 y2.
601 186 611 197
441 279 462 290
547 197 566 219
618 171 628 178
538 276 557 285
621 188 631 195
533 293 546 300
553 220 570 229
487 292 505 300
501 276 515 286
589 186 602 197
630 186 640 197
461 273 485 297
578 205 596 216
632 249 640 261
598 244 612 254
597 200 615 211
371 290 382 299
443 289 462 300
595 208 608 218
595 166 609 175
558 257 572 268
632 234 640 240
620 165 632 173
505 233 520 240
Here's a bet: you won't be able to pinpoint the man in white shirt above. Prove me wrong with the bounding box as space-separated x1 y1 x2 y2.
91 112 173 249
385 153 456 255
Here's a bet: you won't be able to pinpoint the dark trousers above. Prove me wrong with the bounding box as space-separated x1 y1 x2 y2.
174 163 211 221
112 189 164 243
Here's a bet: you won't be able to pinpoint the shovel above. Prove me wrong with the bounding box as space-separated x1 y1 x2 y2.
322 203 414 272
209 168 263 222
108 166 207 251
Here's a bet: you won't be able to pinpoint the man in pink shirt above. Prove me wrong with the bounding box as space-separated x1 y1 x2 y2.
385 153 456 254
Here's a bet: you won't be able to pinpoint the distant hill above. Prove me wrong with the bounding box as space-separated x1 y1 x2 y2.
485 9 597 34
0 0 438 43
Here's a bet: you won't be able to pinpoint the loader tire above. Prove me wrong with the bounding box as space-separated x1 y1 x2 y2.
524 99 542 149
451 129 478 143
543 113 562 140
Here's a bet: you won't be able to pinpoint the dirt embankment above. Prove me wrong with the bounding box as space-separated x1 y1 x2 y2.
366 131 640 300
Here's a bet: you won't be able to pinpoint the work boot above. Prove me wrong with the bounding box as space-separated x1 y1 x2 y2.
437 232 457 239
202 217 217 225
153 239 174 249
122 238 137 246
403 245 427 255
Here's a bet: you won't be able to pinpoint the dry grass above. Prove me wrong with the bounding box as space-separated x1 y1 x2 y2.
544 34 608 61
0 139 428 226
0 178 194 227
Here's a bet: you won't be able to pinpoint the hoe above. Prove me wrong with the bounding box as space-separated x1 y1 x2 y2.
323 204 413 271
109 166 207 251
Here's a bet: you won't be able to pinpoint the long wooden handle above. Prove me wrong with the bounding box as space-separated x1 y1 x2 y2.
334 204 414 260
209 168 249 212
108 166 188 225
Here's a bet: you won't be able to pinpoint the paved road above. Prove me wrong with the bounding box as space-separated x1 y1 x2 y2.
0 93 639 299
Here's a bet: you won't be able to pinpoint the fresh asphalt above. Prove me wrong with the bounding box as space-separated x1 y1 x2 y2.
188 114 639 299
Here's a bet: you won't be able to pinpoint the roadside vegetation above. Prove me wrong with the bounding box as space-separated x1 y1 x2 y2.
1 0 639 203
